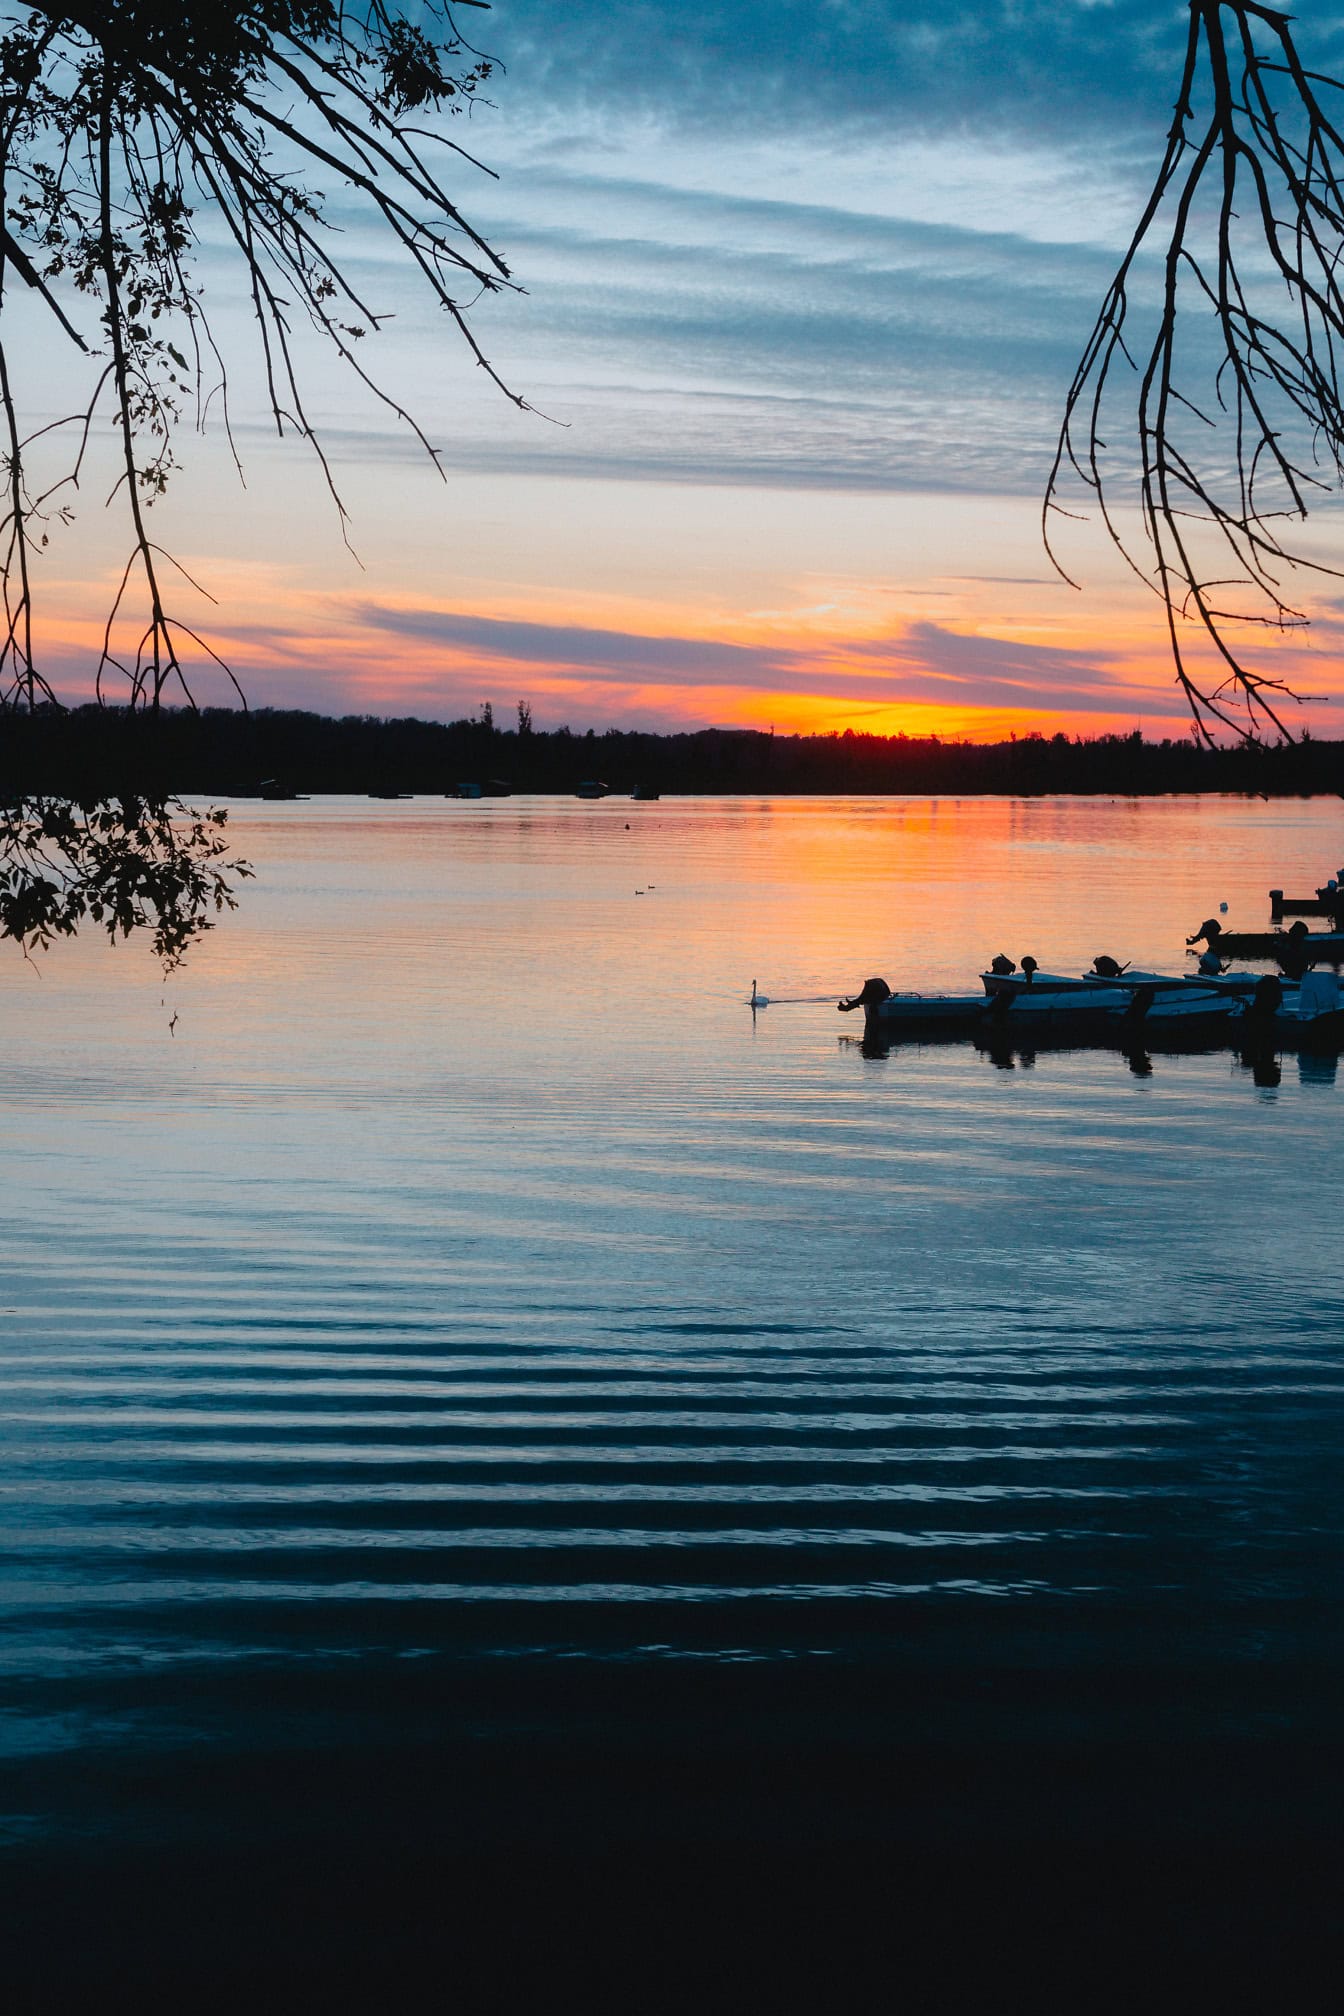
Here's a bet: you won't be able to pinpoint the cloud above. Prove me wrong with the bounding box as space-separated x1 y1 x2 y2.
350 600 1188 715
857 619 1177 710
352 602 790 683
485 0 1344 154
489 0 1180 139
41 54 1183 507
263 170 1140 497
27 0 1339 742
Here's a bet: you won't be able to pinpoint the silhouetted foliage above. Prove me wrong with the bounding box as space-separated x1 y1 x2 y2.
8 703 1342 800
0 790 249 968
0 0 514 964
1049 0 1344 744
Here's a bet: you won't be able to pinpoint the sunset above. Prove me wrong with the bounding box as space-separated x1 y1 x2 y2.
9 0 1344 738
4 0 1344 2004
30 486 1342 738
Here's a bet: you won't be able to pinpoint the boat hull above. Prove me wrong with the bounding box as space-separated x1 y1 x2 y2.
1202 931 1344 961
875 986 1240 1038
870 982 1343 1051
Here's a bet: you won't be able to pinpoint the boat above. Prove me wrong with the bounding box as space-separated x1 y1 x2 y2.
1271 881 1344 919
258 778 305 801
481 779 513 798
981 966 1262 1003
1186 917 1344 963
1198 929 1344 961
985 976 1245 1029
1011 962 1344 1036
1261 969 1344 1046
446 782 483 799
870 992 994 1032
868 966 1344 1049
369 791 412 800
575 781 611 800
630 786 661 801
872 973 1238 1037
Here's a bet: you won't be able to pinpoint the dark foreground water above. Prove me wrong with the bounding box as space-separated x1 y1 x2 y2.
2 795 1342 1994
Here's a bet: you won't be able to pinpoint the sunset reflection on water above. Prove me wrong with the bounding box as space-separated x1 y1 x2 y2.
2 793 1342 1985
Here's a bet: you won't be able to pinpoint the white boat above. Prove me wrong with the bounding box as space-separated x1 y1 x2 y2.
873 977 1235 1033
866 970 1341 1047
1261 970 1344 1041
981 964 1344 1039
873 993 993 1029
984 977 1240 1028
980 966 1260 1002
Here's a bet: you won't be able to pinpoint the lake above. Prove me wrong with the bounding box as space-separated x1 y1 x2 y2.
3 792 1342 1990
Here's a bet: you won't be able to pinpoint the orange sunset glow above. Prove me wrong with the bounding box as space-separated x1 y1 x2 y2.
10 1 1344 1993
12 0 1344 747
32 483 1344 742
35 596 1340 746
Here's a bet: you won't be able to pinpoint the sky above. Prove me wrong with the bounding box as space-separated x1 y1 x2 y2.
19 0 1344 738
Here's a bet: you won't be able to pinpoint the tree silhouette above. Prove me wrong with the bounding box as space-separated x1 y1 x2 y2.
1047 0 1344 743
0 0 520 965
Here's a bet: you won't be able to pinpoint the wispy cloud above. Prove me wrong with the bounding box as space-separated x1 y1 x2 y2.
350 600 1190 716
285 168 1140 497
491 0 1219 143
28 0 1342 736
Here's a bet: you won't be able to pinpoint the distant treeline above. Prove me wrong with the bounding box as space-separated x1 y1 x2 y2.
4 704 1344 799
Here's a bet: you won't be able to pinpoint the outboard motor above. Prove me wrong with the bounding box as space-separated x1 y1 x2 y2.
1186 918 1221 948
1093 955 1129 978
1250 974 1283 1018
1020 956 1038 985
1277 923 1310 981
989 954 1016 976
1197 949 1225 976
1122 984 1155 1025
838 978 892 1034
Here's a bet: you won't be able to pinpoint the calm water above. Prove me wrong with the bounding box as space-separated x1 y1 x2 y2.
3 794 1343 1978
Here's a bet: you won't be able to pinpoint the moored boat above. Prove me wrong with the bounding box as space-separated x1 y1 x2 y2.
1271 881 1344 919
868 975 1238 1036
852 964 1344 1050
1243 970 1344 1047
1199 929 1344 960
1186 917 1344 964
981 965 1255 1000
868 992 990 1032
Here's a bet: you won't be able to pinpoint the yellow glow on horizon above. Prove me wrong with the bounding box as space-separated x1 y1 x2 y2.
30 559 1344 743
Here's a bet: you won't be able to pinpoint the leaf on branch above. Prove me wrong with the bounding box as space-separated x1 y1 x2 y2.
0 0 524 965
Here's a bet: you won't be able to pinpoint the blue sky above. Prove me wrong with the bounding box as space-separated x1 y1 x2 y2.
22 0 1344 734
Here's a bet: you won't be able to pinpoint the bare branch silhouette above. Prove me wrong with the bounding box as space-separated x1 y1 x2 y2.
1046 0 1344 742
0 0 520 966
